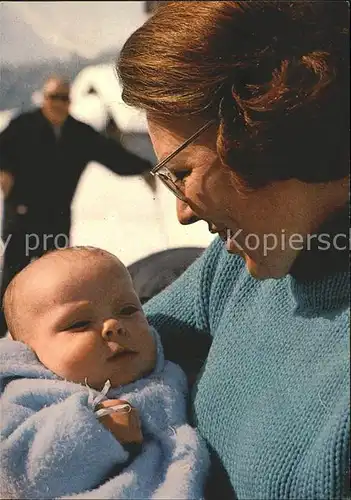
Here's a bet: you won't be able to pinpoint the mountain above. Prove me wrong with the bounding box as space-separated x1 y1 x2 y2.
0 1 149 111
0 49 121 112
1 2 148 65
0 3 72 65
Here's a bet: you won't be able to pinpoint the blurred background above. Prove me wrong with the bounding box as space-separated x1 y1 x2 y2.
0 1 215 269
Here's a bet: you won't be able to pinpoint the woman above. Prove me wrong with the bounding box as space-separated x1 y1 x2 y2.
117 2 349 499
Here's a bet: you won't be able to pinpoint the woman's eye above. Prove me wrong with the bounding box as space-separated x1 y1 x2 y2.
174 170 190 182
68 320 91 330
120 305 139 316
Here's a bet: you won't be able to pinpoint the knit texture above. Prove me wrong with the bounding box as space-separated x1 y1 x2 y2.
0 329 209 499
144 237 350 500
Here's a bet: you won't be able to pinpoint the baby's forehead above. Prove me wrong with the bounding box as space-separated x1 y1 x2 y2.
15 250 129 300
35 249 124 272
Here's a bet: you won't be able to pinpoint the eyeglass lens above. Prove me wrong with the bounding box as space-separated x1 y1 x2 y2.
158 168 186 200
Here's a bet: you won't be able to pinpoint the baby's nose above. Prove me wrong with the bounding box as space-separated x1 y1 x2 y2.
101 319 126 341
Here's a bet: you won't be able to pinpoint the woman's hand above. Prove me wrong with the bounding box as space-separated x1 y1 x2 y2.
96 399 143 444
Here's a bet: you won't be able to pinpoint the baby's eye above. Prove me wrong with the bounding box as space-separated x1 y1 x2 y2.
68 320 91 330
119 305 139 316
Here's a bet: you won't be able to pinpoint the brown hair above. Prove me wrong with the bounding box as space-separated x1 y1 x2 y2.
117 1 349 188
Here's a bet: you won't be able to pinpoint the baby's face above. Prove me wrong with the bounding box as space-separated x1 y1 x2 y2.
15 252 156 390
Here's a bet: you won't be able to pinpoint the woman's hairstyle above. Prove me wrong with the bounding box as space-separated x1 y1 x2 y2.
117 1 349 188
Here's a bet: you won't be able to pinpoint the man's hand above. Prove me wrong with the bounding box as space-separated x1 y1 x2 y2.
0 171 14 199
97 399 143 444
141 171 157 193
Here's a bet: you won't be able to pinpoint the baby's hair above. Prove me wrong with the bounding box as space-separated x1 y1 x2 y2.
2 246 127 340
44 245 118 259
43 245 121 264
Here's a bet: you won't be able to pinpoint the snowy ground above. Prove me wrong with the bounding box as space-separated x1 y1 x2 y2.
70 162 215 266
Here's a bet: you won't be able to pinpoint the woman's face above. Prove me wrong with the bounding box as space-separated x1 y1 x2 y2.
147 116 323 279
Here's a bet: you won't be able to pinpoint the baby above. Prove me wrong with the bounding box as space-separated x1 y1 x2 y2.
0 247 209 500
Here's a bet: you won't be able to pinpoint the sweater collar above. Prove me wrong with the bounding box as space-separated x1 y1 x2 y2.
289 204 349 314
289 270 349 315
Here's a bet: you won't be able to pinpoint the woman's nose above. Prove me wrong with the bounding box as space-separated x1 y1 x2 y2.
176 198 200 225
101 319 126 341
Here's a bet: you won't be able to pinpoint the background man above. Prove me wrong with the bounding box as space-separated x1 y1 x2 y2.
0 76 155 336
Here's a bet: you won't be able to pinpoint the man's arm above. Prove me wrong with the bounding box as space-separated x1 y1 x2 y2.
86 126 154 176
0 115 23 199
0 116 21 174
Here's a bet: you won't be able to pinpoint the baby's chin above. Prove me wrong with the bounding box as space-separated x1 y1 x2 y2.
93 362 156 392
114 364 156 388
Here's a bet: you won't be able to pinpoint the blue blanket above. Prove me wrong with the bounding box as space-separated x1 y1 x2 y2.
0 330 209 499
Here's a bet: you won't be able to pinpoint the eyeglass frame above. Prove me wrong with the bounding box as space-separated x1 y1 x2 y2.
150 119 216 201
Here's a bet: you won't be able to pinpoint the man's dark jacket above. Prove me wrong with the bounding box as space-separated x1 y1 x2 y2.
0 109 152 234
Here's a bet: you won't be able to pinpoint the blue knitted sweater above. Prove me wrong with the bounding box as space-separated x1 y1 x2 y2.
144 237 350 499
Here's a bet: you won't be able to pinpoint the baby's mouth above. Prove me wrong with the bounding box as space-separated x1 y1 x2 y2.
108 346 137 361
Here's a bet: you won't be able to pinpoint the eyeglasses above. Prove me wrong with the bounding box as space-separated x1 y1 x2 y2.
151 119 216 201
45 93 70 102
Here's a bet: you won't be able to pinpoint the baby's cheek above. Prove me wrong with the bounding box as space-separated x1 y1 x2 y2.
63 344 97 373
136 315 152 333
142 329 157 368
49 339 99 382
